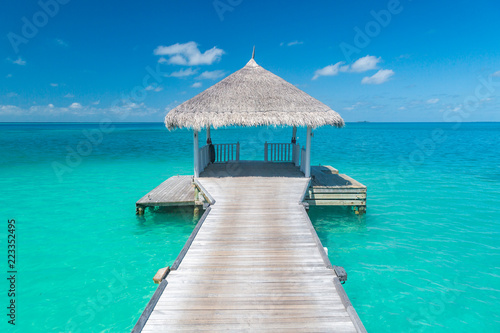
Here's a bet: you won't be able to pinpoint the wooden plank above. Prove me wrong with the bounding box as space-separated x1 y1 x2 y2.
310 187 366 193
171 207 211 270
136 175 195 207
306 193 366 200
137 169 363 332
307 199 366 206
131 279 168 333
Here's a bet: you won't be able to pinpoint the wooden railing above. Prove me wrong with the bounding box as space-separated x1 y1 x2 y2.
265 142 301 163
300 146 306 173
199 145 210 172
214 143 240 163
292 144 301 166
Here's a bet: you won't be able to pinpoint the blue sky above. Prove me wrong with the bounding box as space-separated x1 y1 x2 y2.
1 0 500 122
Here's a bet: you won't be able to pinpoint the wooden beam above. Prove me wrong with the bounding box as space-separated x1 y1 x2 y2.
153 267 170 284
305 126 312 177
206 126 211 144
193 130 200 178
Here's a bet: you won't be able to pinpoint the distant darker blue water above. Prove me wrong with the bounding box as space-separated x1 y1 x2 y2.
1 122 499 332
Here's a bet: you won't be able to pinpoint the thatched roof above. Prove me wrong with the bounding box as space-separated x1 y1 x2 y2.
164 58 344 130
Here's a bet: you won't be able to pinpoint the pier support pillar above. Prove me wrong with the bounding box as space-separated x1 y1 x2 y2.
291 126 297 144
305 126 312 178
194 130 200 178
206 126 212 144
136 205 145 215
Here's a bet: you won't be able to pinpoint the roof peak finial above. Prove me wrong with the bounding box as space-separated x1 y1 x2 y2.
252 46 255 59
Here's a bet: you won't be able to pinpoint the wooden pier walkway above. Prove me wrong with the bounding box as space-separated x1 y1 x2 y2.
137 176 195 208
134 175 366 332
135 162 367 214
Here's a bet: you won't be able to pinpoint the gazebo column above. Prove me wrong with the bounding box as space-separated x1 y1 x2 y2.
206 126 212 144
305 126 312 178
193 130 200 178
291 126 297 143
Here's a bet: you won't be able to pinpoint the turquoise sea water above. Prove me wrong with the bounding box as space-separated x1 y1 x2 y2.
1 122 499 332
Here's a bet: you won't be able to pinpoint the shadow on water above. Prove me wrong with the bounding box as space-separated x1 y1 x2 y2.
308 206 367 237
135 206 201 229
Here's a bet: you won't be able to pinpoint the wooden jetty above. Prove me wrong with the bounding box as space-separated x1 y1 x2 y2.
133 53 368 331
136 176 195 214
133 175 366 332
136 163 367 215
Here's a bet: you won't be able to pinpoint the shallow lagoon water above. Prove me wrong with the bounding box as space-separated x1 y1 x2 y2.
1 122 499 332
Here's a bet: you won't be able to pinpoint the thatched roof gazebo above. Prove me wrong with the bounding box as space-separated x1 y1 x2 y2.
164 52 344 178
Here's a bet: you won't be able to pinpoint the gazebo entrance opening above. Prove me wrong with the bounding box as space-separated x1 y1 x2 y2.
193 125 313 178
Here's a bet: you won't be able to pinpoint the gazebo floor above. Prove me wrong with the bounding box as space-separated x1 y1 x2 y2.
136 162 366 214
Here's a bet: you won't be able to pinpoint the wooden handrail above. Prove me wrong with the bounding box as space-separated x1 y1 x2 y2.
213 143 239 163
265 142 298 162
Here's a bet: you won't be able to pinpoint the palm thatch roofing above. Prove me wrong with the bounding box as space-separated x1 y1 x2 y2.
164 57 344 130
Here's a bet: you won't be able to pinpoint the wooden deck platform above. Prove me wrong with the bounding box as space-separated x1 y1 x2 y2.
135 162 367 214
136 176 196 213
308 166 366 212
133 176 366 332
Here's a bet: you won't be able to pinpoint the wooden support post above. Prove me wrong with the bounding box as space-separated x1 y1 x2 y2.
264 142 268 162
136 205 145 215
193 206 200 219
236 142 240 161
291 126 297 143
193 130 200 178
206 126 211 144
194 186 200 202
352 206 366 215
305 126 312 178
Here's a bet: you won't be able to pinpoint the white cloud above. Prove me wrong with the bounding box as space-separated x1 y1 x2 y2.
313 55 384 80
287 41 303 46
92 100 100 105
1 103 161 117
64 93 75 98
154 42 224 66
6 74 12 78
0 105 23 115
191 82 202 88
145 85 164 92
398 106 406 110
343 102 364 111
312 62 345 80
50 83 58 87
55 39 69 47
361 69 394 84
427 98 440 104
168 68 198 77
350 55 381 73
6 92 18 97
492 71 500 77
197 70 226 80
9 57 26 66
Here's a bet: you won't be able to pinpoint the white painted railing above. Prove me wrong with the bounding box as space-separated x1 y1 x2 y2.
214 143 240 163
292 144 301 166
300 146 306 173
199 145 210 172
265 142 299 162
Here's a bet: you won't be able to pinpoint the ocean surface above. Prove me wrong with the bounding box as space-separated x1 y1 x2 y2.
1 122 499 332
